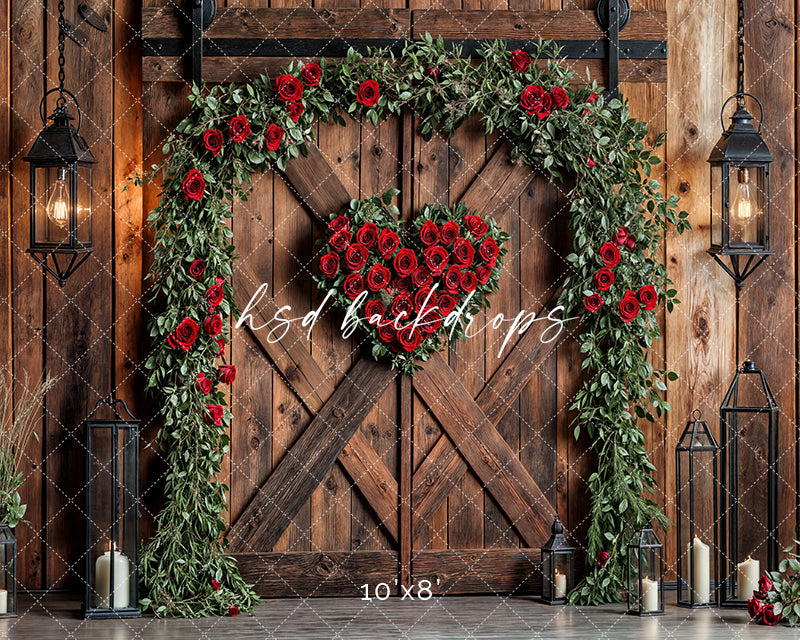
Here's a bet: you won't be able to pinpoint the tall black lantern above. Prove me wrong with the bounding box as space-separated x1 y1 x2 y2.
83 396 140 619
719 361 779 608
0 526 17 617
540 515 574 604
626 528 664 616
676 410 719 608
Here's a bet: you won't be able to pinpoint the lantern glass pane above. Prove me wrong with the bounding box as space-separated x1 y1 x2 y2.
34 166 70 246
711 164 723 247
0 527 15 616
76 165 92 245
542 552 552 601
728 166 763 246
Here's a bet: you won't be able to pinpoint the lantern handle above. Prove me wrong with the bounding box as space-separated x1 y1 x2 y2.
720 92 764 135
39 87 83 134
692 409 702 420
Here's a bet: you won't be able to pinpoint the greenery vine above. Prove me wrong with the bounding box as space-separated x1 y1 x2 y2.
141 34 688 616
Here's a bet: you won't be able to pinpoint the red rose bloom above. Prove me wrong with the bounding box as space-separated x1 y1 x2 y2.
275 74 304 102
762 604 781 626
378 322 396 344
365 300 385 324
759 575 773 593
638 285 658 311
425 66 440 81
205 403 224 426
393 277 412 296
215 276 224 287
415 288 436 313
182 168 205 201
583 92 599 116
475 264 491 284
584 293 603 313
265 124 284 151
287 102 304 123
612 225 630 246
343 273 364 300
619 291 640 323
167 317 200 351
420 220 439 246
464 214 488 238
595 551 610 567
443 265 462 292
520 85 547 116
598 241 621 267
215 338 225 357
356 222 379 248
301 62 322 87
747 597 763 620
330 229 351 252
377 229 400 259
397 325 422 352
510 49 531 73
366 264 391 291
440 221 459 245
551 86 569 109
228 115 251 142
587 157 596 167
393 248 418 277
206 284 224 311
594 267 614 291
460 271 478 292
195 372 212 395
219 365 236 385
189 258 205 279
345 243 369 271
452 238 475 266
328 215 349 234
356 80 380 107
423 245 449 275
537 92 552 119
437 294 458 316
411 266 432 288
392 295 414 320
420 311 442 334
625 236 635 251
204 313 223 337
202 129 224 156
479 238 500 263
319 251 340 277
229 605 239 617
211 579 221 591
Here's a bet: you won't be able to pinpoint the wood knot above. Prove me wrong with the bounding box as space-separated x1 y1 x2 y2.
693 311 709 342
333 407 346 419
250 437 260 449
482 454 493 466
425 475 435 487
679 181 690 194
285 365 300 381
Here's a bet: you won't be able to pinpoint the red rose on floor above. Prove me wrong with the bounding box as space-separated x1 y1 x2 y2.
205 403 224 426
228 115 251 142
167 317 199 351
420 220 439 246
229 605 239 617
216 338 226 357
460 271 478 292
287 102 304 123
393 277 412 296
440 221 459 245
330 229 351 252
584 293 603 313
594 267 614 291
551 86 569 109
415 288 436 313
411 266 432 288
452 238 475 266
275 74 304 102
397 325 422 352
598 242 621 267
759 575 773 593
393 248 418 277
204 313 223 337
479 238 500 263
444 265 462 292
319 251 340 277
195 372 213 395
356 80 380 107
510 49 531 73
465 214 488 238
189 258 205 279
182 168 205 201
747 597 763 620
345 243 369 271
378 322 396 343
356 222 379 248
392 294 413 319
625 236 635 251
219 365 236 385
437 294 458 315
520 85 547 116
211 579 221 591
328 215 349 234
301 62 322 86
638 285 658 311
343 273 365 300
619 291 640 323
423 246 449 275
365 300 385 324
762 604 780 626
595 551 610 567
366 264 391 291
265 124 284 151
377 229 400 259
203 129 224 156
475 264 491 285
612 225 630 246
206 284 224 311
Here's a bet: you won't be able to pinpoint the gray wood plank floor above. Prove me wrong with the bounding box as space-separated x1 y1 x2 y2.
0 594 790 639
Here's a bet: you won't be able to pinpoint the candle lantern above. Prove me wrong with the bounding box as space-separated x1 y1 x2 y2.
0 526 17 617
83 395 140 619
676 410 719 608
626 528 664 616
540 515 574 604
719 361 779 607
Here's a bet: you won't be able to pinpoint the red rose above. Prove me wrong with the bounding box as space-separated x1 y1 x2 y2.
584 293 603 313
762 604 781 626
612 225 630 246
587 157 596 167
595 551 610 567
378 322 396 343
747 597 763 620
202 129 224 156
425 66 440 81
229 605 239 617
328 215 349 234
287 102 304 123
393 277 412 296
391 294 413 319
393 248 418 277
452 238 475 266
464 214 488 238
619 291 640 323
319 251 340 277
420 311 442 334
365 299 385 324
215 338 225 357
219 365 236 385
520 85 546 116
420 220 439 246
638 285 658 311
330 229 351 252
204 313 223 337
594 267 614 291
211 579 221 591
460 271 478 292
343 273 364 300
443 265 462 292
195 372 212 395
411 266 432 288
366 264 391 291
205 403 224 426
598 242 621 267
182 168 205 201
414 288 436 313
397 325 422 352
537 92 552 119
440 221 459 245
377 229 400 259
356 223 379 248
625 236 635 251
759 575 773 593
215 276 224 287
510 49 531 73
275 74 304 102
206 284 224 311
479 238 500 263
265 124 284 151
423 246 449 275
189 259 205 279
345 243 369 271
551 86 569 109
474 264 491 285
301 62 322 87
583 92 599 116
437 293 458 315
228 115 251 142
356 80 380 107
167 317 199 351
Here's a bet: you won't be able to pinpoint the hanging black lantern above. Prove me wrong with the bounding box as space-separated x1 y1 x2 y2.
539 515 574 605
719 361 779 608
676 410 719 608
83 396 140 619
23 1 96 287
626 528 664 616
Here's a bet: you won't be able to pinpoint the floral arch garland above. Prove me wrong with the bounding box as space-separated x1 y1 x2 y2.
140 35 689 617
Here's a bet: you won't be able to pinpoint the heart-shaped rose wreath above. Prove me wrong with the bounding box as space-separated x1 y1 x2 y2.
313 189 509 375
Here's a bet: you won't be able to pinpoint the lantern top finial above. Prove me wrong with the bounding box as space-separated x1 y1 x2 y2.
742 360 756 373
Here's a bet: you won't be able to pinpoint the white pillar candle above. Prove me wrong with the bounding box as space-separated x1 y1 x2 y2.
0 588 8 614
688 537 710 604
554 569 567 598
641 577 659 612
95 547 130 609
737 556 760 601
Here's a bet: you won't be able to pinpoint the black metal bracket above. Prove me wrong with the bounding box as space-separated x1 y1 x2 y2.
708 251 773 290
182 0 217 86
27 250 93 288
79 2 108 32
596 0 630 99
61 18 89 47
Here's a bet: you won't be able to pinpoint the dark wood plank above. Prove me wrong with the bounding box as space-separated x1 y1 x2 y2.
412 549 540 595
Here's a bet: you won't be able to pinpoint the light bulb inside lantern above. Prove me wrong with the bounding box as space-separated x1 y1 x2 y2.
46 168 69 229
731 168 759 225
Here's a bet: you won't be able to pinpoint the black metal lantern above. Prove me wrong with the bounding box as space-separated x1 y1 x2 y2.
707 0 773 289
0 526 17 617
22 1 96 287
626 528 664 616
719 361 779 608
540 515 574 604
676 410 719 608
83 396 140 619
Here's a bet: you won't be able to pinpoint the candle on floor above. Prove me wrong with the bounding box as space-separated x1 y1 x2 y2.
690 537 710 604
641 577 659 612
95 544 130 609
554 569 567 598
737 556 760 601
0 588 7 614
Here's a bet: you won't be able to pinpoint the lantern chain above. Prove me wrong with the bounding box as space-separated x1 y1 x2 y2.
736 0 745 105
56 0 67 106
